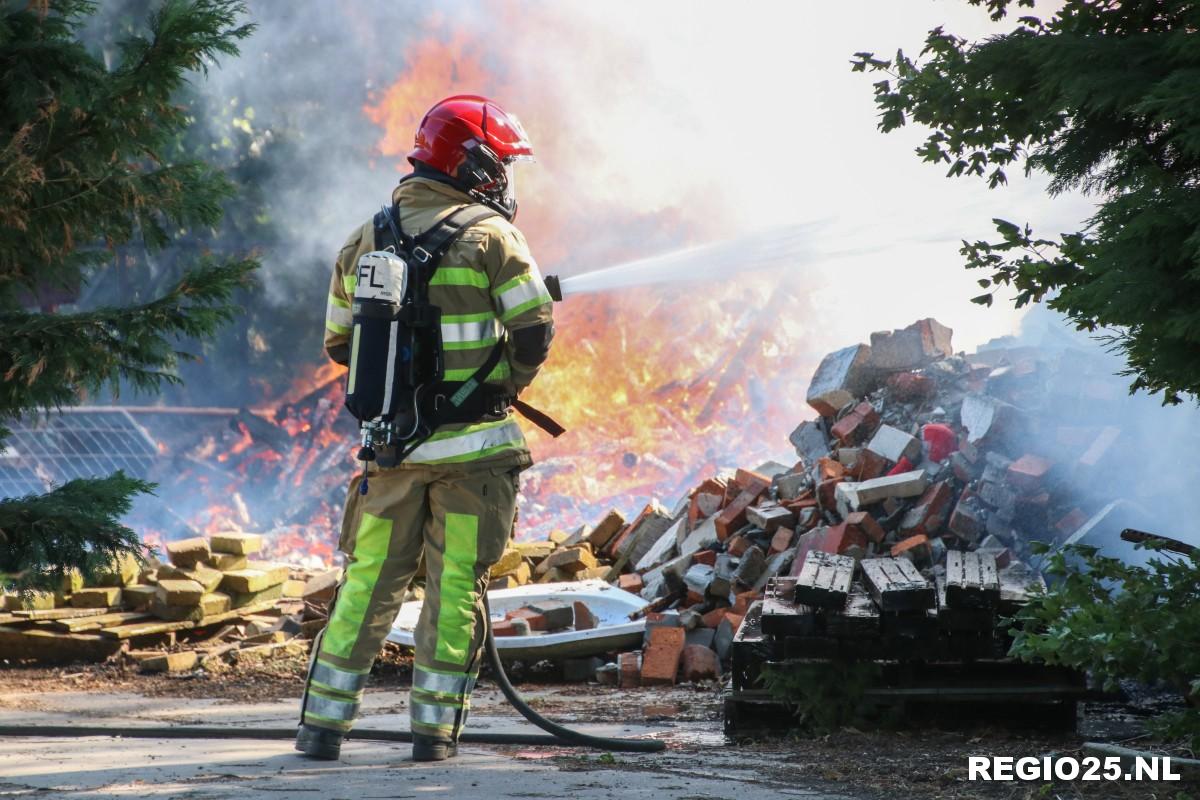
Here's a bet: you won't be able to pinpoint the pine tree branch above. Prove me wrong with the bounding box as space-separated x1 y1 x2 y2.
0 471 152 592
0 257 257 419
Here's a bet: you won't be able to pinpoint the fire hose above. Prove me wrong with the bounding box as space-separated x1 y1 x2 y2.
0 594 666 753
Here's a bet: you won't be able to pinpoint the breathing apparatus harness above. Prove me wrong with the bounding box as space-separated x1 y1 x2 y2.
345 200 562 494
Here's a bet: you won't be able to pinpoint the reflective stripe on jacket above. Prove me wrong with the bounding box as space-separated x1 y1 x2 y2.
323 177 554 469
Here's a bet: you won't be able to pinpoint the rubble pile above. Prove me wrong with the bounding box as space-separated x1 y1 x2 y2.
0 533 341 669
525 318 1108 688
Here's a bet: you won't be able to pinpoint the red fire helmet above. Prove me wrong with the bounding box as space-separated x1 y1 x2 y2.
409 95 534 171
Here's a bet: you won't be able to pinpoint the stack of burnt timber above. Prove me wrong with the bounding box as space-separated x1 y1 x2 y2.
0 533 341 669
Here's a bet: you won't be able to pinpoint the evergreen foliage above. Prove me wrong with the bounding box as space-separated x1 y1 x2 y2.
0 0 258 591
853 0 1200 402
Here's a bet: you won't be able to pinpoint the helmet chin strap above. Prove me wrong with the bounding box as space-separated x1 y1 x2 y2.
409 161 517 220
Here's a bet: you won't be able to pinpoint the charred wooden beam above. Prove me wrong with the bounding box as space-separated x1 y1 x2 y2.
861 557 934 612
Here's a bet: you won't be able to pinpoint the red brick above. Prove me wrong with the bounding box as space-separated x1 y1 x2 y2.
701 607 728 628
735 468 771 496
723 613 745 636
602 525 633 560
725 534 752 558
507 608 547 631
852 449 888 480
618 651 641 688
680 645 720 682
887 372 936 401
900 481 954 537
692 549 717 567
891 534 932 561
830 401 880 445
640 627 686 686
491 619 525 637
730 590 760 617
617 573 644 594
817 456 847 482
948 497 984 541
844 511 885 544
816 477 843 511
769 527 795 555
1007 454 1054 492
715 490 761 540
685 590 705 606
573 601 596 630
1055 508 1087 538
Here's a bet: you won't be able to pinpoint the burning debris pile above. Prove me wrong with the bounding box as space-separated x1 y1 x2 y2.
0 532 339 669
489 317 1125 695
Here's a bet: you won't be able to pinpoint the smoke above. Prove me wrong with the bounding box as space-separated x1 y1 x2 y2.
76 0 1200 554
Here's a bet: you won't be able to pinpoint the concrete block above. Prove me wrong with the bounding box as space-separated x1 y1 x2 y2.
733 546 767 587
93 553 140 587
868 318 953 371
208 553 248 572
745 504 795 533
70 586 122 608
492 548 524 576
585 510 626 550
835 470 928 512
155 579 204 606
866 424 921 464
680 518 719 557
806 344 875 417
138 651 199 673
165 537 210 568
225 582 283 609
789 419 831 465
220 566 285 595
209 532 263 556
123 584 157 611
528 601 574 631
635 519 682 571
545 545 598 574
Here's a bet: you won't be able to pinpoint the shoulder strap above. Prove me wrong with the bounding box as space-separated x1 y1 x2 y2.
373 203 497 265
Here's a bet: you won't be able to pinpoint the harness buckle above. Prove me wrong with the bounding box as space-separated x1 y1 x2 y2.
412 246 433 263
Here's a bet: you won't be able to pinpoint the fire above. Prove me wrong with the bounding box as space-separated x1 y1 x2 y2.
141 13 821 564
356 21 818 537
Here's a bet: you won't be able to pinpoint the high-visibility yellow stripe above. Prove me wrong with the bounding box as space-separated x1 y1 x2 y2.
329 294 351 309
406 418 525 465
431 268 490 289
321 512 390 658
443 361 511 383
342 274 357 295
436 512 478 665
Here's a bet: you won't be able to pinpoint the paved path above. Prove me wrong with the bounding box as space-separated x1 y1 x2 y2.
0 688 852 799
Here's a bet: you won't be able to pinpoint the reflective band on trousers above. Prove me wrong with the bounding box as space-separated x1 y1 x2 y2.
312 660 368 695
305 692 359 722
406 418 524 464
411 699 459 727
413 666 472 697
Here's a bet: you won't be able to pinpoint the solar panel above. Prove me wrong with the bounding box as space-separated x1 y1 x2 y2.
0 409 159 499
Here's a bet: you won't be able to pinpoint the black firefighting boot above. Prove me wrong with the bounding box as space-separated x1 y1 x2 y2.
295 723 343 760
412 733 458 762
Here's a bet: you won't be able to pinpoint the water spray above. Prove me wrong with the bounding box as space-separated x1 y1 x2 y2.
544 224 817 300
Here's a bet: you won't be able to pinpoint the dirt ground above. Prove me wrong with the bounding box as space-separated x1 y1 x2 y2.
1 650 1195 800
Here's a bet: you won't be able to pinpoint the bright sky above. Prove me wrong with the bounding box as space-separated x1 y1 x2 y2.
481 0 1093 352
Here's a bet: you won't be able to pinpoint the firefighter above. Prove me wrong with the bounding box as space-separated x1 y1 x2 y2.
295 95 555 762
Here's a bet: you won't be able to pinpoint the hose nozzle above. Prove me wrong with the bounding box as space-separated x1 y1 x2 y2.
544 274 563 302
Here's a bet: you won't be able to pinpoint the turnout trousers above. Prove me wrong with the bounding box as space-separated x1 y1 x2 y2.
299 463 519 740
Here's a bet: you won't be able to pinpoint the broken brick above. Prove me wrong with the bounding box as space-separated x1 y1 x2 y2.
869 318 953 371
900 481 954 537
769 527 796 554
691 549 717 567
891 534 932 563
618 652 641 688
617 573 644 594
830 401 881 446
641 626 686 686
886 371 936 401
680 645 720 682
715 489 763 540
844 511 885 544
725 534 752 558
572 601 597 631
1007 454 1054 492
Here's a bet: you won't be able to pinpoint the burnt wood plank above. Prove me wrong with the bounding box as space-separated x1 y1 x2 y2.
760 594 820 637
793 551 855 609
826 587 880 638
935 575 995 632
945 551 1000 609
861 557 934 612
998 561 1046 616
